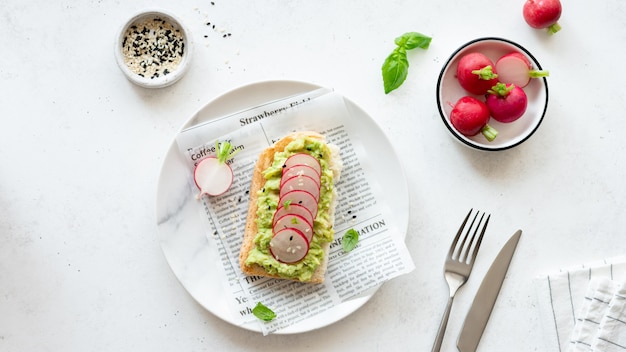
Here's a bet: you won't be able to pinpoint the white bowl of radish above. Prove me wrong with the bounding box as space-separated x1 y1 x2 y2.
436 37 549 151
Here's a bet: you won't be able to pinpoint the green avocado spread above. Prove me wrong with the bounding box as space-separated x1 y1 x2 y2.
245 137 335 282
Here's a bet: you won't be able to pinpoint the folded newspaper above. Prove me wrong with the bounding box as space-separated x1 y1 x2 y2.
175 88 414 334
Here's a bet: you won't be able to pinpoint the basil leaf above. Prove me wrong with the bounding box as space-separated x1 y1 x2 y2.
382 32 432 94
382 49 409 94
342 229 359 252
252 302 276 322
395 32 432 50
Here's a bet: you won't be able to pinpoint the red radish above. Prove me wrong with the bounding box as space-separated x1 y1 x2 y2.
273 203 314 228
283 154 321 176
279 190 319 219
280 165 320 188
193 141 239 198
486 83 528 123
449 96 498 141
273 214 314 242
496 52 549 88
279 175 321 202
523 0 562 35
456 52 499 95
269 228 310 263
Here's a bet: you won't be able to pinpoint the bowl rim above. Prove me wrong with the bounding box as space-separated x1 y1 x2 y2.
436 37 549 151
114 9 193 89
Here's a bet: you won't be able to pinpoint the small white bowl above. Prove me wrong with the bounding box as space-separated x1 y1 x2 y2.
114 9 193 88
436 37 549 151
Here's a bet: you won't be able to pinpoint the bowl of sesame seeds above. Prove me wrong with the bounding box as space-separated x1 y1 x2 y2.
115 9 193 88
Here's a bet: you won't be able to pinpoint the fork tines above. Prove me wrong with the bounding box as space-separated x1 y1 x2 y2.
450 209 490 264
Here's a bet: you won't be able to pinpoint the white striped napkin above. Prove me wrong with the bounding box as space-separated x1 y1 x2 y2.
534 256 626 352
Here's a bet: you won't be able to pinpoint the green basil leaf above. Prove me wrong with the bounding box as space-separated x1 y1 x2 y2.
252 302 276 322
395 32 432 50
342 228 359 252
382 49 409 94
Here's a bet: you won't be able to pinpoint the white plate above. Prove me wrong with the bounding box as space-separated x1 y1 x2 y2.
155 80 409 333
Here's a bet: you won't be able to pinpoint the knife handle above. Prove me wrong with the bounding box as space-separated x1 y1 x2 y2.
431 296 454 352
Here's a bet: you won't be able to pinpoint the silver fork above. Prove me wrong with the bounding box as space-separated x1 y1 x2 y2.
431 209 490 352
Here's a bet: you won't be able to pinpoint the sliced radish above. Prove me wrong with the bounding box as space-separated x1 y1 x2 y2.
269 228 310 263
273 214 314 242
272 203 315 228
279 190 319 219
193 157 234 197
495 52 549 88
193 140 239 198
280 164 320 188
279 175 321 202
283 154 321 176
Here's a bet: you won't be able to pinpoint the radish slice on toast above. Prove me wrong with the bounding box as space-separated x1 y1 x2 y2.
279 175 321 202
283 153 321 176
279 190 319 219
273 203 315 227
280 165 321 188
269 228 310 263
273 214 314 242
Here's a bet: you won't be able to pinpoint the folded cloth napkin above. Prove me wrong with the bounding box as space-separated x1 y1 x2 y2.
534 256 626 352
592 280 626 351
569 278 619 351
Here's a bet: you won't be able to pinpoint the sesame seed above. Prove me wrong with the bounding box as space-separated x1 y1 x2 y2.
122 16 184 79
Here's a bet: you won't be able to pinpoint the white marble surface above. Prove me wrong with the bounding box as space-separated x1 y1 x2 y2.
1 1 625 351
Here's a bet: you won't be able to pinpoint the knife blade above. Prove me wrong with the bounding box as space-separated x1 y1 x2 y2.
457 230 522 352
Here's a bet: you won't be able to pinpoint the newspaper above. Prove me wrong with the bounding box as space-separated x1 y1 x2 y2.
175 88 414 334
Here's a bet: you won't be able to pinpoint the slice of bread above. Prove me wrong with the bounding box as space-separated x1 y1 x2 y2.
239 131 341 283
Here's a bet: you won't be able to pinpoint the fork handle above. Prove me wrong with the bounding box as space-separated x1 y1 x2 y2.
431 296 454 352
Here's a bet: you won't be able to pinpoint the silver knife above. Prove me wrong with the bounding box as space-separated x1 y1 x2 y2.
457 230 522 352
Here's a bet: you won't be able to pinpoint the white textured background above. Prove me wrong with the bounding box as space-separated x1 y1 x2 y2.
1 0 625 351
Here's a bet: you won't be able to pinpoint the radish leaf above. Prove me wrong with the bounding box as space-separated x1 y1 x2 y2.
215 140 239 164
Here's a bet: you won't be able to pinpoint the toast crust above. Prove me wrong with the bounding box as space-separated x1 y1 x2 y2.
239 131 336 284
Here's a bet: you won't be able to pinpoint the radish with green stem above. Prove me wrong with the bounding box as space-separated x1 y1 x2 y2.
456 52 499 95
496 52 549 88
449 96 498 141
523 0 562 35
486 83 528 123
194 140 239 198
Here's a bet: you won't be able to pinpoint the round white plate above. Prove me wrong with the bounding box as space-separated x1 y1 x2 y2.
155 80 409 334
